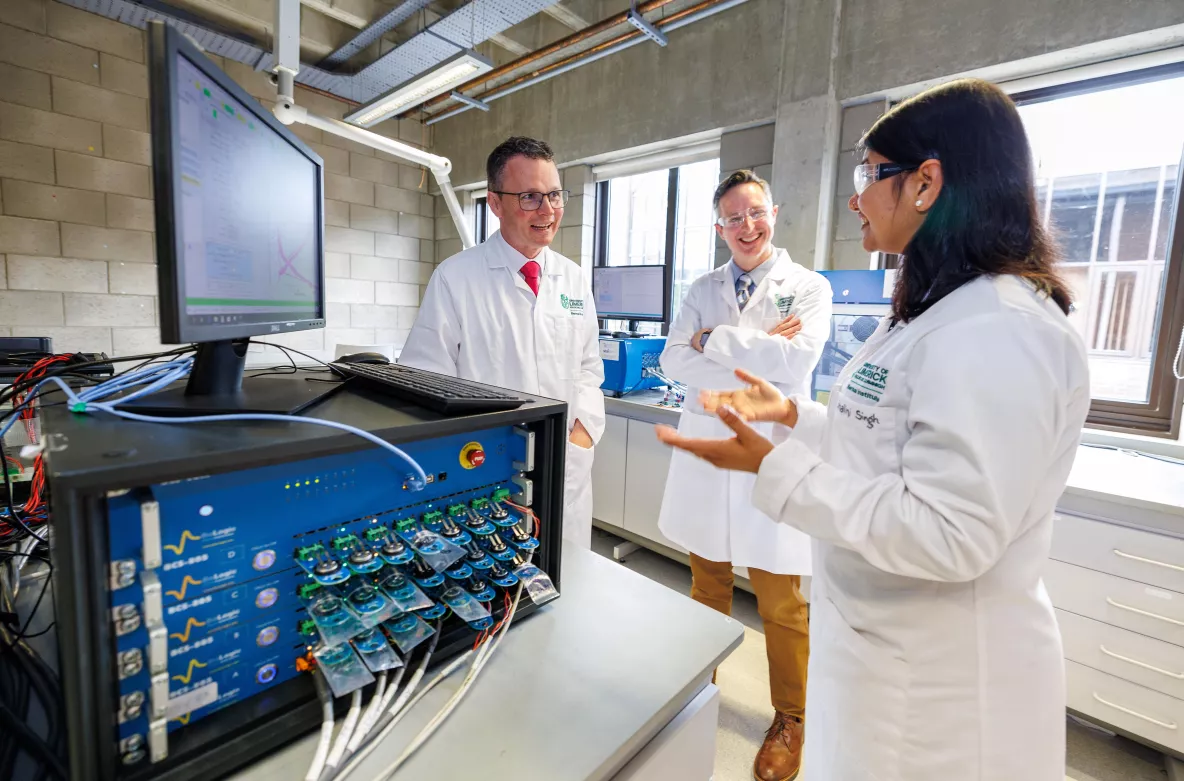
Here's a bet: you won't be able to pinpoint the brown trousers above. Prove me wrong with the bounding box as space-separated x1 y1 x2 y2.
690 553 809 717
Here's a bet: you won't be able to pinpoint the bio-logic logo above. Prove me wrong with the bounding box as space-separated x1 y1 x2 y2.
848 361 889 403
775 294 795 317
560 294 585 316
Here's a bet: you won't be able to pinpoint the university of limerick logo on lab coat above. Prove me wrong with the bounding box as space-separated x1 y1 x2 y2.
848 361 889 403
560 294 585 315
775 294 795 316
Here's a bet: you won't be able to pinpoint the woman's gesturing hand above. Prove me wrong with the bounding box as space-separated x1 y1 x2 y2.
699 369 798 428
655 404 775 474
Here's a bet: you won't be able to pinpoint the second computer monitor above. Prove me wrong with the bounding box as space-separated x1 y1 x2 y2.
591 265 668 324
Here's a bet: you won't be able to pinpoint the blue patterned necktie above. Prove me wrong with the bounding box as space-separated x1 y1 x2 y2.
736 272 756 311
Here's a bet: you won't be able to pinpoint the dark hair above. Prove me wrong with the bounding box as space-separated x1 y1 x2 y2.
860 78 1071 322
713 169 772 213
486 136 555 191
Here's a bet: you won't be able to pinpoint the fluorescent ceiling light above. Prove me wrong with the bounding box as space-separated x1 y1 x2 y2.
346 49 493 127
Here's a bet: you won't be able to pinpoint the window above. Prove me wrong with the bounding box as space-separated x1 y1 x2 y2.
1015 63 1184 435
473 194 499 244
595 158 721 332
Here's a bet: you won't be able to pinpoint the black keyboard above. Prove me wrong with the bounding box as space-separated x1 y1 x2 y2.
331 362 526 415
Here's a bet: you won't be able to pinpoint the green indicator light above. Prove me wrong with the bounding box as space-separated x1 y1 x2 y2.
203 88 210 97
212 109 217 118
224 104 233 114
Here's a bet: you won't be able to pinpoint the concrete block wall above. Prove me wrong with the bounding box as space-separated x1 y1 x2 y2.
717 124 775 267
0 0 433 362
830 100 886 271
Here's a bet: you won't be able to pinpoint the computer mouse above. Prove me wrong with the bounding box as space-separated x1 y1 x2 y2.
337 352 390 365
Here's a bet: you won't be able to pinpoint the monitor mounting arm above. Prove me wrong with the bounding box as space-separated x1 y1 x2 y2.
269 0 474 250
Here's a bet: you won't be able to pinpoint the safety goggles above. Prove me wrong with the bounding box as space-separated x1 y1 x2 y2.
853 162 919 195
715 207 773 229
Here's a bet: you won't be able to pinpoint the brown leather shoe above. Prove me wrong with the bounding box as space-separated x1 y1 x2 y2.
752 711 803 781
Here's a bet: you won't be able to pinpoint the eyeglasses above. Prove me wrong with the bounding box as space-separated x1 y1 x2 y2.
853 162 920 195
716 207 773 229
490 189 570 211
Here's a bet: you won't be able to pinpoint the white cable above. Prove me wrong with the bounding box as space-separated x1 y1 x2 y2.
375 584 525 780
324 688 363 774
305 672 335 781
346 668 393 754
333 649 473 781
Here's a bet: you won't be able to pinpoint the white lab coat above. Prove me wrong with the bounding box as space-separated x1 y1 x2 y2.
657 249 831 573
398 231 606 548
751 275 1090 781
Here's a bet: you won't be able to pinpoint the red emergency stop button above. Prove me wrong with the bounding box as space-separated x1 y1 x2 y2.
460 442 485 469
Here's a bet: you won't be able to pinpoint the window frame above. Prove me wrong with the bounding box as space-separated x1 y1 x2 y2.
593 167 680 336
473 193 491 243
877 63 1184 436
1011 62 1184 437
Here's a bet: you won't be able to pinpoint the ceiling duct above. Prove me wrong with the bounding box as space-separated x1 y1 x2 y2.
318 0 436 70
56 0 559 108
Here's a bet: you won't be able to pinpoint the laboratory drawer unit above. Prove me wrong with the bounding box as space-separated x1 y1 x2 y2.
1057 609 1184 701
1051 512 1184 594
1046 559 1184 648
42 387 569 781
1067 659 1184 756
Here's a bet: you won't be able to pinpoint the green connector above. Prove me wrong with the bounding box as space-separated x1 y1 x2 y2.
331 534 359 551
298 619 317 636
492 488 512 503
422 510 444 526
395 517 417 533
297 582 322 600
364 526 389 542
470 498 490 511
446 504 468 518
296 543 325 561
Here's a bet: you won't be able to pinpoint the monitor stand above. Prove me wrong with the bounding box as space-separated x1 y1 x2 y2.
119 339 344 416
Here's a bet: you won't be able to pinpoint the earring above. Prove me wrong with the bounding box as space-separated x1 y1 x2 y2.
915 199 923 207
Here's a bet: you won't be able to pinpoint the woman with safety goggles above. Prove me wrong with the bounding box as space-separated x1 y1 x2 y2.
657 77 1088 781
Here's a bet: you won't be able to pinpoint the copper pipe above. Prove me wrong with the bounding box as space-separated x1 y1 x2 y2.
398 0 679 118
423 0 726 121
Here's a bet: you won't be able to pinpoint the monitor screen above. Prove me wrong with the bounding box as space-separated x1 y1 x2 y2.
592 265 666 321
153 34 324 344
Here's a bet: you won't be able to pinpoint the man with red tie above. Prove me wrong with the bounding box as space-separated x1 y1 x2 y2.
400 137 605 547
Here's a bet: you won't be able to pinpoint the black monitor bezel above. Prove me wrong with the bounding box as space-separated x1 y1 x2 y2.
148 22 327 345
591 263 669 322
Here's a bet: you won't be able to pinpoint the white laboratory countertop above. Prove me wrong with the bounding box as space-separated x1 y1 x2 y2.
1060 444 1184 533
602 390 682 426
231 543 744 781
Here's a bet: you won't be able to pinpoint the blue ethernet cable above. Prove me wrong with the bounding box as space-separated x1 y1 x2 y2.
16 368 428 490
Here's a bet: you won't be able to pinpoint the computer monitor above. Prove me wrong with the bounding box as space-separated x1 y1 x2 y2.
591 265 668 332
133 22 335 414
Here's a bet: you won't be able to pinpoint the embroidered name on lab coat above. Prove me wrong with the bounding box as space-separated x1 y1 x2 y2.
775 293 795 316
848 361 889 403
560 294 585 315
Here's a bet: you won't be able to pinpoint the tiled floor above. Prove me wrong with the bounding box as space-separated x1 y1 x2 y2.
590 529 1171 781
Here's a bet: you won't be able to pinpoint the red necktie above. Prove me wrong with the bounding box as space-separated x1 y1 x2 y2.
520 260 541 296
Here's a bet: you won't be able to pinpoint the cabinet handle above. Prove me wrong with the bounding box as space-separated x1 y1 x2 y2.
1091 693 1178 729
1099 645 1184 679
1106 597 1184 627
1113 549 1184 573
